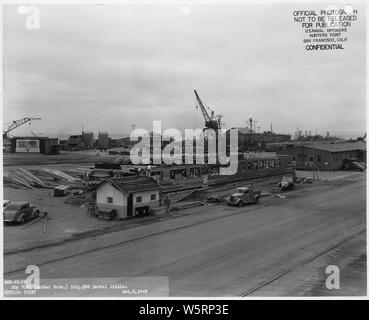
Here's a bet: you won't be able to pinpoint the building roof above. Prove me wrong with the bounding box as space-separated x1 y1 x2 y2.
231 127 251 135
304 141 366 153
12 136 52 140
229 127 290 137
96 176 161 194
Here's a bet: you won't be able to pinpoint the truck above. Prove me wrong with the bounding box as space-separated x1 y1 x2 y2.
227 186 261 207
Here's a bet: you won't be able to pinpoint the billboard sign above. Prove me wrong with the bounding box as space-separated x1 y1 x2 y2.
16 139 40 153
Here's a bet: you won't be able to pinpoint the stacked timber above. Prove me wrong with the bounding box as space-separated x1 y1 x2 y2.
7 168 46 188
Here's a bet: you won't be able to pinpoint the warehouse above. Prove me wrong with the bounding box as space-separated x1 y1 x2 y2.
94 176 161 219
10 136 60 155
227 127 291 151
277 141 366 171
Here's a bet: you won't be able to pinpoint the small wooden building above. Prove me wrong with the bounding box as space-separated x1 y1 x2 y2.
94 176 161 219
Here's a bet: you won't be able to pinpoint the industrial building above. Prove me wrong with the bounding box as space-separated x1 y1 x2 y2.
82 131 94 149
10 137 60 155
98 131 109 150
93 176 161 219
64 131 94 150
65 134 85 149
228 127 291 151
276 141 366 171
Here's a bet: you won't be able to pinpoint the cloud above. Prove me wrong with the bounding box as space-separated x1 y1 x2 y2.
3 3 366 138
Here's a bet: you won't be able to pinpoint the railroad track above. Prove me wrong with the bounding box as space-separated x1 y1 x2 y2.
4 202 264 276
238 228 366 296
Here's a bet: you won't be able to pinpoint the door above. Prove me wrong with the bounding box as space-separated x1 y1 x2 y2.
127 194 133 217
135 206 150 217
24 204 32 219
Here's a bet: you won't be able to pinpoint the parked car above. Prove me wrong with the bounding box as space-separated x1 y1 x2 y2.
342 159 366 171
3 202 40 224
3 200 11 208
227 187 261 207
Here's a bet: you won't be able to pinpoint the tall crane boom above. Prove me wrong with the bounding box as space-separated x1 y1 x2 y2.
194 90 222 131
3 117 41 137
357 133 366 142
194 89 211 122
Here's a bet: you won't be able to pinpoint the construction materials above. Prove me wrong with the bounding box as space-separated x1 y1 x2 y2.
279 176 294 190
7 173 35 189
22 216 44 229
53 185 70 197
7 168 47 189
17 168 45 187
43 213 48 234
274 194 286 199
42 168 79 182
294 177 313 184
20 212 49 234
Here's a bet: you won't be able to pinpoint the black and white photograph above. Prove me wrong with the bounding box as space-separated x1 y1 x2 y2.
1 0 367 301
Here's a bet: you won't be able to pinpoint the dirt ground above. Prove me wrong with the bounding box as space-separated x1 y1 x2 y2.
3 186 119 253
2 170 283 253
3 150 118 167
3 167 364 254
4 170 365 297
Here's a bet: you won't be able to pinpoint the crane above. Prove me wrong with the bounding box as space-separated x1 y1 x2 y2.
3 117 41 138
357 133 366 142
194 90 222 131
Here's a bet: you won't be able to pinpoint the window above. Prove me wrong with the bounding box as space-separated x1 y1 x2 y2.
309 157 314 162
151 194 156 200
136 196 142 203
317 155 321 162
107 197 113 204
292 157 296 161
242 162 247 172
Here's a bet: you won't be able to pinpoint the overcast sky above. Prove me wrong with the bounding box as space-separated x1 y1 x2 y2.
3 3 366 139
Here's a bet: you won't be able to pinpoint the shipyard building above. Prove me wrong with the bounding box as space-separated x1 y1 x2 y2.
274 141 366 171
10 136 60 155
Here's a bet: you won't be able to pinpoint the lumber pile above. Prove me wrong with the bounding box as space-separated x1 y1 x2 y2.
7 168 46 189
42 168 80 182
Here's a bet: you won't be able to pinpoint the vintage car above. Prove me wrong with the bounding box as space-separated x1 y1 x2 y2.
3 200 11 208
3 202 40 224
227 187 260 207
342 158 366 171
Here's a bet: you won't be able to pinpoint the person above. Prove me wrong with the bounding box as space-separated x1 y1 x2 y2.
146 165 152 177
165 196 171 213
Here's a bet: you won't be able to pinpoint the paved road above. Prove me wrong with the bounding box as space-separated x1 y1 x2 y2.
5 175 366 296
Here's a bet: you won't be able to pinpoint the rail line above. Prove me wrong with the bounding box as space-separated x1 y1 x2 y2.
4 202 265 276
239 228 366 296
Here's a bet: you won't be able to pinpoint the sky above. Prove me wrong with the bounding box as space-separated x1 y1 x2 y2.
3 3 367 139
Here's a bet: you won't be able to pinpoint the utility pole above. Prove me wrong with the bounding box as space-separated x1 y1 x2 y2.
249 118 253 146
